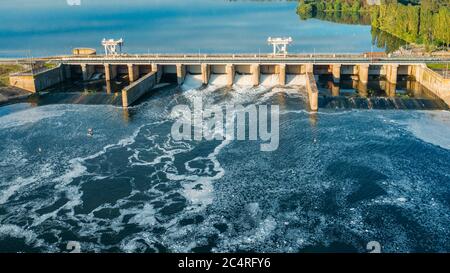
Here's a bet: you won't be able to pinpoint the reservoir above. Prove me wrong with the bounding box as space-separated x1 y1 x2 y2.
1 0 399 57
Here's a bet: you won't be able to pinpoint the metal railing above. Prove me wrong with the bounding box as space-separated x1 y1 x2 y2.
55 52 449 61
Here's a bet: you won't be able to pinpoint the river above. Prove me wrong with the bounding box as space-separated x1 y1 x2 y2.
0 0 450 253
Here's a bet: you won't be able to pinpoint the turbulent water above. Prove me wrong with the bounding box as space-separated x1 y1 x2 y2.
0 80 450 253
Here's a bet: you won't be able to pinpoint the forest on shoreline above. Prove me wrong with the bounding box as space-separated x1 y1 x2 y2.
297 0 450 49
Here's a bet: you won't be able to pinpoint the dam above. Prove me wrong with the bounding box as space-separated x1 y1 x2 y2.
8 53 450 110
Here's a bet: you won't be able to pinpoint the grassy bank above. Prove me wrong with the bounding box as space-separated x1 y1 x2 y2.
0 64 24 87
427 63 449 70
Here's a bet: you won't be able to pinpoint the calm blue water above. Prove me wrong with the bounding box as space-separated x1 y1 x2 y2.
1 0 379 57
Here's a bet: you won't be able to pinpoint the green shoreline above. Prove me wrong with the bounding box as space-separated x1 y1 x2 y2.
297 0 450 50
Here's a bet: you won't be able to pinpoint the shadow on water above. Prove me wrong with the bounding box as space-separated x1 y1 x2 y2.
317 75 449 110
29 76 131 107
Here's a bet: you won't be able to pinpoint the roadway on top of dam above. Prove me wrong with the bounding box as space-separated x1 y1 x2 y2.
54 53 450 65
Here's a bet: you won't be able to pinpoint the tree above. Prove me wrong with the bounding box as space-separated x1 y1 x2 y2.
297 3 314 20
334 0 342 11
351 1 361 12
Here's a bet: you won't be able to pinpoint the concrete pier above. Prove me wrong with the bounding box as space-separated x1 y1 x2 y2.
122 72 156 107
104 64 117 81
332 64 341 83
251 64 260 86
357 81 368 97
176 64 186 85
81 64 94 81
306 72 318 112
226 64 234 87
278 64 286 86
386 64 399 84
151 63 162 83
128 64 139 82
331 84 340 96
358 64 369 83
9 65 66 93
412 64 450 106
385 82 396 97
201 63 209 85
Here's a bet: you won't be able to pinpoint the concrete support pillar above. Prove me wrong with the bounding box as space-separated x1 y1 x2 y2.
408 80 422 97
306 72 318 112
331 84 340 96
407 65 414 77
226 64 234 87
176 64 186 85
104 64 117 81
81 64 93 81
306 63 314 73
358 64 369 84
386 64 398 84
105 80 112 94
352 77 359 90
151 63 162 83
251 64 260 86
81 64 88 81
332 64 341 83
201 63 210 85
357 81 368 98
279 64 286 86
385 82 396 97
128 64 139 82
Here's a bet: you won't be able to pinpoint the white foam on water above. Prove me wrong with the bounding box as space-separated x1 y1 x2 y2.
54 124 146 186
127 203 157 226
286 74 306 86
34 124 151 232
182 178 215 208
165 83 265 210
0 105 67 129
401 111 450 150
260 74 279 87
0 177 36 205
0 163 53 205
182 135 230 209
234 74 253 87
226 84 278 107
182 74 203 90
209 74 228 87
0 224 44 248
12 83 450 253
129 133 194 167
218 216 278 251
120 232 161 253
91 73 103 81
257 86 304 103
171 83 301 211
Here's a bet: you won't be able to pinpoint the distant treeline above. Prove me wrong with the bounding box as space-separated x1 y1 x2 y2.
297 0 450 48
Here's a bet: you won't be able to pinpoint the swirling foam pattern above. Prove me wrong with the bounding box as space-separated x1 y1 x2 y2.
0 81 449 253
